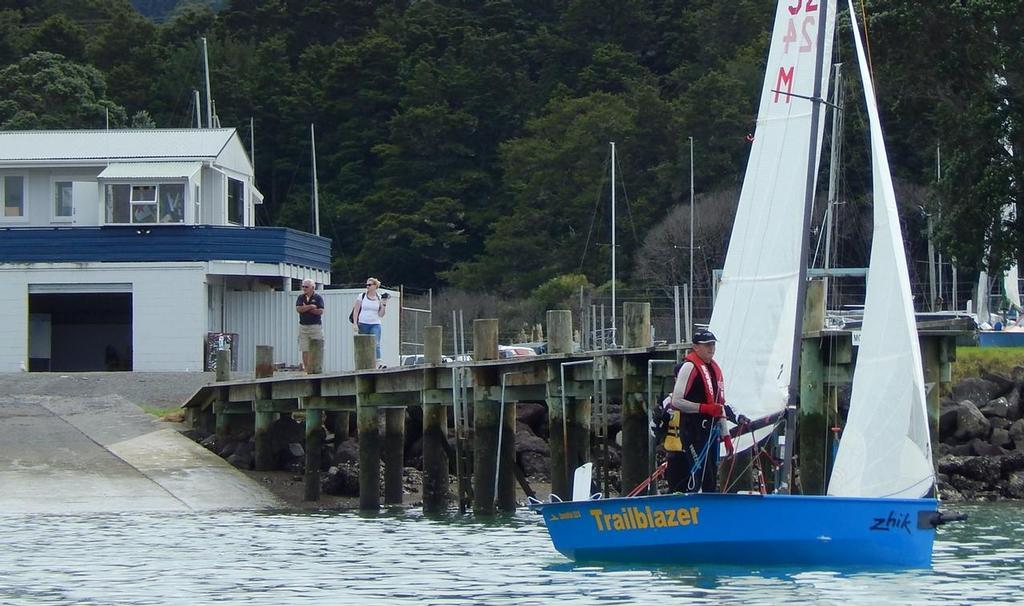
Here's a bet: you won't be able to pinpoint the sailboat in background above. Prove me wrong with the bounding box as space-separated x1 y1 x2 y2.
531 0 963 567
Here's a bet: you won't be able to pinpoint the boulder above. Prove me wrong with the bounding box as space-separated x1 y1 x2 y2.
938 400 959 438
518 451 550 479
980 370 1015 398
1004 471 1024 499
990 427 1012 449
334 438 359 465
226 441 254 469
952 377 1003 406
948 475 988 499
959 454 1002 482
981 396 1010 419
1010 419 1024 450
515 424 550 457
1000 451 1024 475
323 464 360 496
951 443 974 456
516 402 548 437
1005 387 1022 421
970 438 1007 457
954 401 991 442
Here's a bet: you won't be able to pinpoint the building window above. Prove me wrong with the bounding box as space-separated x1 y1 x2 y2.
227 177 244 225
105 183 188 224
159 183 185 223
53 181 73 221
3 175 25 218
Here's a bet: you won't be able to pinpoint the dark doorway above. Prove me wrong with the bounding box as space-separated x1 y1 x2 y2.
28 293 133 371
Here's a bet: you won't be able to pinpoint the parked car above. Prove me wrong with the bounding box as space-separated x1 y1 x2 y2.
498 345 538 359
400 354 453 366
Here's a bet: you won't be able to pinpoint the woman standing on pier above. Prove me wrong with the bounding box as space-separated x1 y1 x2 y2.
352 277 389 368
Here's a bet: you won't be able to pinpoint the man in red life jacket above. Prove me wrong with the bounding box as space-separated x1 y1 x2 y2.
659 329 748 493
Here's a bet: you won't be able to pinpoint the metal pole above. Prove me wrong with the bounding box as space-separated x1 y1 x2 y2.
689 136 695 323
673 285 681 343
610 142 617 347
311 123 320 236
824 65 843 309
193 90 201 128
201 37 213 129
683 284 692 343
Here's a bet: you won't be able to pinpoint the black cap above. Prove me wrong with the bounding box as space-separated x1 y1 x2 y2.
692 328 717 344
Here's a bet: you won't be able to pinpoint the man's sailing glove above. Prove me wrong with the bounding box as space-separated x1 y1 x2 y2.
699 403 725 418
722 404 751 426
650 407 671 437
722 434 735 456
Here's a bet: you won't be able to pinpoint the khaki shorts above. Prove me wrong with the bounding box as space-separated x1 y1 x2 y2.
298 323 324 352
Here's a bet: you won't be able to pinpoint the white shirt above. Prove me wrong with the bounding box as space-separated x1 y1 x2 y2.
357 294 383 325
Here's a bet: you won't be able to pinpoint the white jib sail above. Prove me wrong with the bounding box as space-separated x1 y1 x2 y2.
827 0 934 499
710 0 835 426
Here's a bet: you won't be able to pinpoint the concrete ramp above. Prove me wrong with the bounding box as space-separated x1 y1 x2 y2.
0 382 282 514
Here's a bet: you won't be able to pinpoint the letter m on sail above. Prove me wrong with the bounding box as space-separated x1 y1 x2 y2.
774 66 795 103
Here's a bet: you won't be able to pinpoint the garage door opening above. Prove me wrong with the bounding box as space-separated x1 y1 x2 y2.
28 292 133 372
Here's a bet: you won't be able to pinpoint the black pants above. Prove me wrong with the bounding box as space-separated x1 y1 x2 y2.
665 420 719 493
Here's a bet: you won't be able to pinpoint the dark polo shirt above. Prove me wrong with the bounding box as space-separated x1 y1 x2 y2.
296 293 325 325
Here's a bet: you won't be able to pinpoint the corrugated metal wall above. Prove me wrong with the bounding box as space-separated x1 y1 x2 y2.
224 289 400 373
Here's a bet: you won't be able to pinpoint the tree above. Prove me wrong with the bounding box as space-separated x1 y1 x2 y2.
0 51 126 129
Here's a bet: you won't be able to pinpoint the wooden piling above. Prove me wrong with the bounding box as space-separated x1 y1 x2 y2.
304 408 323 501
215 348 231 382
546 310 574 500
547 310 573 354
620 303 650 494
254 345 276 472
798 279 827 495
355 334 381 510
384 408 405 504
472 319 506 514
307 339 324 374
920 335 942 466
421 326 449 513
798 337 826 494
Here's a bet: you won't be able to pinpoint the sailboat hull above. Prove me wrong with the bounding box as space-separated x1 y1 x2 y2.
531 492 938 568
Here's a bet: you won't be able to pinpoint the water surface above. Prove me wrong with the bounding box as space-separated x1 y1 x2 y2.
1 502 1020 605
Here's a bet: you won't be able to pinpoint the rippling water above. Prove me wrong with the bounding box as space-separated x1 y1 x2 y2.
1 502 1020 605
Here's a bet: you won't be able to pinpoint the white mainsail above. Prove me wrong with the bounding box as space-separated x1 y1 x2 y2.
710 0 835 424
827 0 934 498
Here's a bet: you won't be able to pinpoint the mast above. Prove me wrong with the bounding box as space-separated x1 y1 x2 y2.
610 141 617 347
193 90 202 128
781 0 832 494
689 136 695 330
311 123 320 236
201 37 213 129
823 64 843 309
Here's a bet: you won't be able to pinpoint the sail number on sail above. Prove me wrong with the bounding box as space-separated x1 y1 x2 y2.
775 0 820 103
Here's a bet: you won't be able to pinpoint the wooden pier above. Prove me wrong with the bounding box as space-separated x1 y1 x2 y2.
181 294 973 513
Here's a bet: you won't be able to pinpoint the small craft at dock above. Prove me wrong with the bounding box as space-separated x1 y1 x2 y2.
531 0 966 567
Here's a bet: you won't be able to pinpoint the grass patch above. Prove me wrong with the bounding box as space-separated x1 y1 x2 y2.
952 346 1024 384
142 405 186 423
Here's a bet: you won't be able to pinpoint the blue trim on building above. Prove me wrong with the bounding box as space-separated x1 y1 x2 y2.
0 225 331 271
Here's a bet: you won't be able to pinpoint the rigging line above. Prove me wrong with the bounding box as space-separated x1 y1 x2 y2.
577 146 612 272
858 0 874 83
613 148 642 248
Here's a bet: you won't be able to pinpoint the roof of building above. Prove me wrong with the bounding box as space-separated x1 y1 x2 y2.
97 161 204 180
0 129 239 163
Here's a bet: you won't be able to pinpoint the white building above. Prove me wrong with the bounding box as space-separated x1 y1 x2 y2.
0 128 360 372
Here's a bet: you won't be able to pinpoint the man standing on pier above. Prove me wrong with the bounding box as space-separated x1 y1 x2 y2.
295 279 325 371
660 329 745 493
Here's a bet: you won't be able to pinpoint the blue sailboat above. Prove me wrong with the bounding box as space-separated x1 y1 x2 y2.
531 0 963 568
